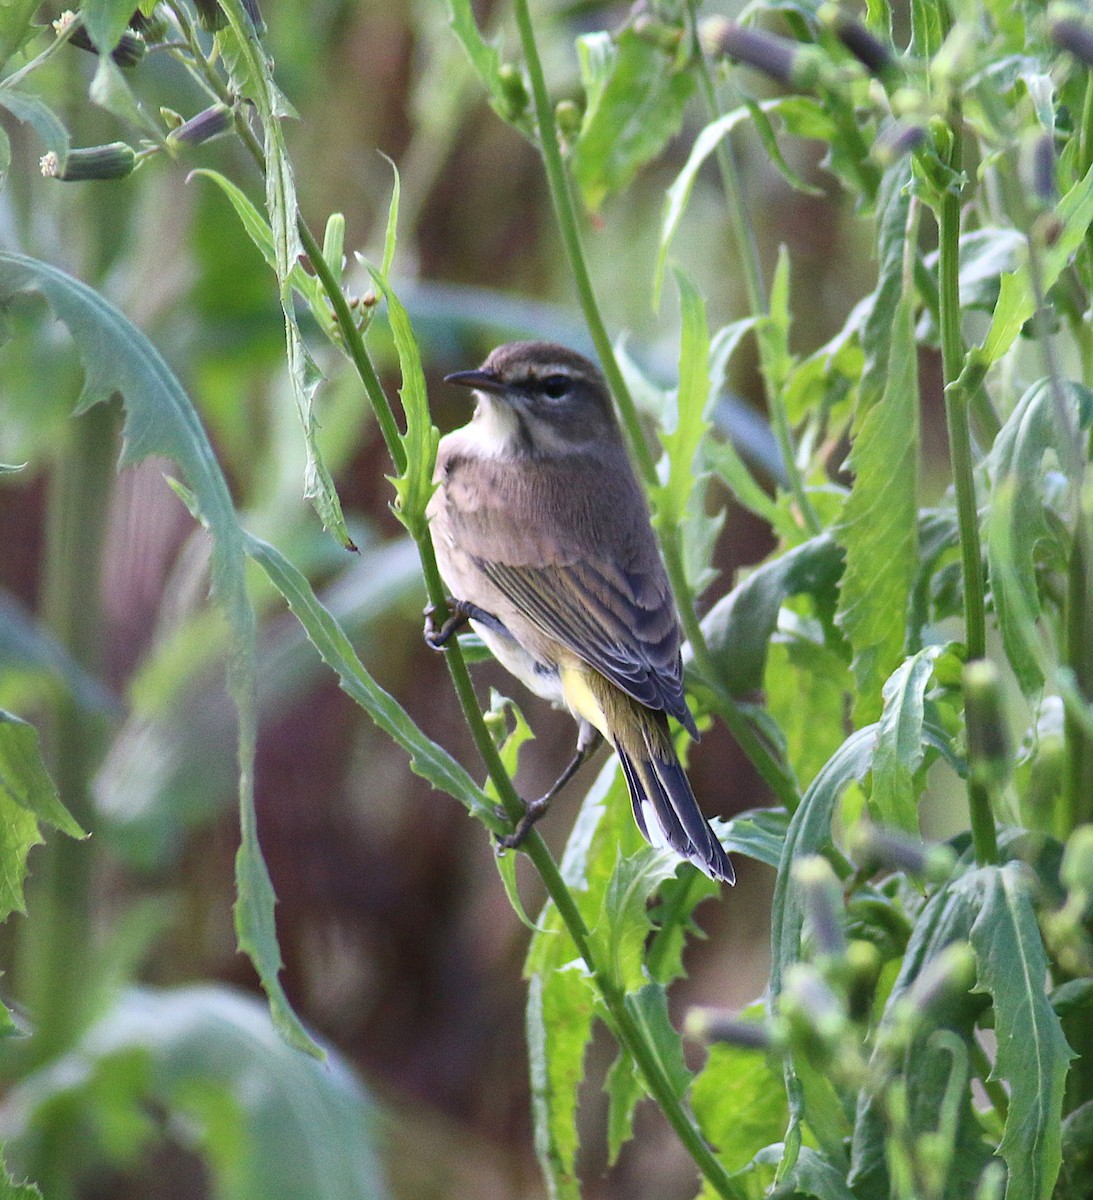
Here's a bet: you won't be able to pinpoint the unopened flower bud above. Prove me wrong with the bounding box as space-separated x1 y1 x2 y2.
963 660 1011 787
41 143 136 182
497 63 529 121
902 943 975 1022
794 855 847 959
1051 15 1093 66
555 99 582 140
67 24 146 67
167 104 233 148
848 822 955 882
824 8 893 79
874 120 927 166
1021 130 1057 209
703 20 820 89
684 1007 772 1048
781 963 847 1049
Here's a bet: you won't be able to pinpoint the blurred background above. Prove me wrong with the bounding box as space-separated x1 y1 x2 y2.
0 1 881 1196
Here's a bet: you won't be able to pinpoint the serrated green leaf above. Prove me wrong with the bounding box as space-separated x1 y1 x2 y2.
870 646 945 832
984 379 1093 696
0 788 41 923
527 968 593 1200
216 2 352 549
244 533 496 825
970 865 1073 1200
379 155 400 280
860 163 912 411
0 1146 41 1200
701 535 844 697
756 246 794 397
604 1046 642 1165
446 0 532 136
595 848 685 992
623 983 690 1098
572 28 693 214
834 290 919 723
369 273 439 540
0 253 316 1053
0 710 83 839
652 268 709 538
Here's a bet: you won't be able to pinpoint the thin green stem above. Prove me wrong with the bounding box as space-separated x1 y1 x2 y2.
936 110 996 867
685 0 822 538
511 0 655 488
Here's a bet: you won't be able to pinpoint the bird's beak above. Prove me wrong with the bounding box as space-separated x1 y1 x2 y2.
444 368 511 398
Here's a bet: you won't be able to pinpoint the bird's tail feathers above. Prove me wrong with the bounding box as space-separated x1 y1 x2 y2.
617 727 734 885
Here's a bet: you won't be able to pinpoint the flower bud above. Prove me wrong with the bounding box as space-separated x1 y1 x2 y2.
848 822 955 882
497 63 529 121
874 120 927 166
824 8 893 79
684 1007 772 1049
963 660 1011 787
166 104 234 148
1020 130 1057 210
780 963 847 1050
554 99 582 140
41 143 136 182
901 943 976 1023
702 19 821 89
794 855 846 959
66 24 146 67
1051 15 1093 66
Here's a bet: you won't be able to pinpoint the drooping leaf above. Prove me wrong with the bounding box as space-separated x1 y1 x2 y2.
984 378 1092 696
701 535 845 697
970 864 1073 1200
81 0 135 54
870 646 945 832
571 28 693 214
834 290 919 723
0 252 313 1055
0 88 70 170
243 533 495 825
215 2 352 549
445 0 532 136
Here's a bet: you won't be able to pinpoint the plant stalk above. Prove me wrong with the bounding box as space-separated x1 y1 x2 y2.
936 110 996 866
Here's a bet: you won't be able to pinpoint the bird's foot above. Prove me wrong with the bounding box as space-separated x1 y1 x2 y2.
423 598 470 649
495 795 552 851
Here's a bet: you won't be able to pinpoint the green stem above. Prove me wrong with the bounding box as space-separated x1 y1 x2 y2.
686 2 821 538
936 111 996 867
511 0 655 488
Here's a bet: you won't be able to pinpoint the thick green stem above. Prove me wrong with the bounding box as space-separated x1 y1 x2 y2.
936 115 996 867
20 404 116 1075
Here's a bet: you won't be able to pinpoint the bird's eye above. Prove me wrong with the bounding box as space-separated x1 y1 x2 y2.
540 374 572 400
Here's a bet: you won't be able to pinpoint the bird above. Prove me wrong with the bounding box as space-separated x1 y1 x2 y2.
424 340 734 884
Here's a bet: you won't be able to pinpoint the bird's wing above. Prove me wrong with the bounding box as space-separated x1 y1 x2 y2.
479 558 694 729
440 453 695 732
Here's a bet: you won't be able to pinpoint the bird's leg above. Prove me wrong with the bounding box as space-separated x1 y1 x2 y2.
497 722 604 850
424 597 507 649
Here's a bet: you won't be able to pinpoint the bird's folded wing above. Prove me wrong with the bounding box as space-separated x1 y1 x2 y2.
479 557 696 734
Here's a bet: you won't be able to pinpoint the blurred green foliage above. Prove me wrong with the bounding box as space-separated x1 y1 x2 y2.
1 1 1093 1199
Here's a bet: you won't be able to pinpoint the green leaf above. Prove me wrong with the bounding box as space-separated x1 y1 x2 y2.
244 533 495 824
0 710 84 841
977 159 1093 368
701 535 844 697
621 981 690 1099
0 0 39 70
834 290 919 723
0 253 312 1054
655 102 763 308
859 162 912 411
89 55 165 145
0 1146 41 1200
777 1145 858 1199
652 268 710 538
216 2 352 549
571 28 693 214
445 0 532 136
984 378 1092 696
756 246 794 398
3 986 389 1199
368 273 439 541
81 0 134 53
527 970 591 1200
0 88 69 167
970 865 1073 1200
693 1024 789 1175
870 646 944 832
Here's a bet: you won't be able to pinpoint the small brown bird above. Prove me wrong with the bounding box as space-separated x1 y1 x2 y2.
425 341 733 883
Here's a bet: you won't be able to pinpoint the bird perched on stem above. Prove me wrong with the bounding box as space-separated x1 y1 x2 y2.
425 341 733 884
